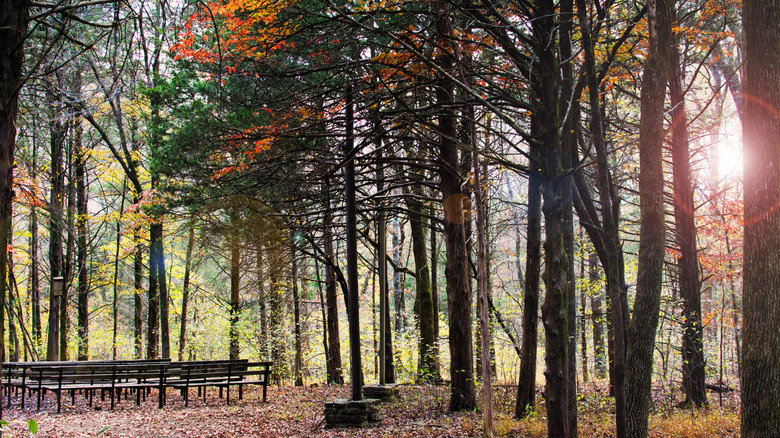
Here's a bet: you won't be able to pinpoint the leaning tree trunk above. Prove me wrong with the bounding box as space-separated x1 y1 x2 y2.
741 1 780 435
625 0 672 437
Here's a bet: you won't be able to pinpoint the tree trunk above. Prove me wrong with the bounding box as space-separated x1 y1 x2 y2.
229 218 240 360
112 180 126 360
0 0 29 372
473 124 493 436
532 1 572 433
669 43 707 408
46 79 66 362
147 223 160 359
62 128 75 362
154 221 170 359
436 2 475 412
590 252 607 379
515 150 542 418
741 1 780 434
580 244 589 383
377 162 395 384
323 178 343 384
559 2 578 432
75 90 89 361
344 85 363 401
6 245 17 362
291 240 303 386
133 228 144 359
626 0 672 436
30 141 41 349
429 205 440 378
406 183 436 382
179 223 195 361
392 217 404 332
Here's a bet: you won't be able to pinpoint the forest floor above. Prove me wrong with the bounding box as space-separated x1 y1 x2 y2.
0 381 740 437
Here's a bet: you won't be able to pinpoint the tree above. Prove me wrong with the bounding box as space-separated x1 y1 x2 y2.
669 40 706 408
741 0 780 435
435 2 475 412
515 134 542 419
0 0 29 373
625 0 673 436
46 74 67 362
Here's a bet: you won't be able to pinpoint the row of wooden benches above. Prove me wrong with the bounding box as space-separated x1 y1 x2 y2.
2 359 273 412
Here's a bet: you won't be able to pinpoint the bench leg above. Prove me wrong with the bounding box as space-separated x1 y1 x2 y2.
239 384 243 400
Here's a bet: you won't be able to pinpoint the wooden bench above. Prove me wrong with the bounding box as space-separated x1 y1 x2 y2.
165 360 272 406
25 361 170 412
3 359 272 411
4 359 170 410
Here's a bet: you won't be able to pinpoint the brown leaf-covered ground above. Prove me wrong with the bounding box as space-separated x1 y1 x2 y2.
1 383 740 437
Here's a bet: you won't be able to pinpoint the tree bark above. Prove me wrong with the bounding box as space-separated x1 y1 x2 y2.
179 223 195 361
229 216 241 360
669 43 707 408
0 0 28 372
590 252 607 379
147 223 160 359
323 178 343 384
473 124 493 436
76 97 89 361
515 149 542 418
154 221 170 359
436 1 475 412
406 181 436 382
344 85 363 401
46 78 66 362
392 217 404 332
626 0 672 436
112 180 126 360
133 228 144 359
377 162 395 384
292 239 303 387
30 141 41 349
531 1 572 434
741 1 780 435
